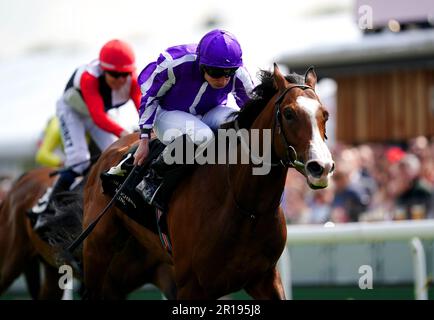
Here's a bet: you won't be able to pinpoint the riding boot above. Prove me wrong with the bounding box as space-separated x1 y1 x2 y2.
32 169 78 231
136 151 166 209
136 134 197 211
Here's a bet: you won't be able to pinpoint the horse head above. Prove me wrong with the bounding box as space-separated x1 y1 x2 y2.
271 64 334 189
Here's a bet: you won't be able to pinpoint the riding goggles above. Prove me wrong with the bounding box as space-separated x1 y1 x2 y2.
106 70 131 79
202 66 238 79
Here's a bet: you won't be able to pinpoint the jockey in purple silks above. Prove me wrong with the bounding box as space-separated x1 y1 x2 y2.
133 29 254 209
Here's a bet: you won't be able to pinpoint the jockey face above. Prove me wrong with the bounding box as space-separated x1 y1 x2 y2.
204 71 231 89
104 70 130 90
202 66 237 89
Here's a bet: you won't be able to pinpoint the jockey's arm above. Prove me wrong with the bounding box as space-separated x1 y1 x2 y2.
135 53 180 165
233 67 255 107
80 72 127 137
133 136 150 166
129 74 142 113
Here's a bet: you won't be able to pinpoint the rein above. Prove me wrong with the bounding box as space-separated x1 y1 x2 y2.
273 84 314 171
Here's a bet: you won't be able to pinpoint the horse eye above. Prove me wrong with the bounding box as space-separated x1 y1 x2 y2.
323 110 329 121
283 108 294 120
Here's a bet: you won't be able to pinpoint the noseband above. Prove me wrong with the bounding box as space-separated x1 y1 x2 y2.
273 84 314 171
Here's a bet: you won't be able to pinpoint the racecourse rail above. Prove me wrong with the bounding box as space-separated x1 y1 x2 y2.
277 219 434 300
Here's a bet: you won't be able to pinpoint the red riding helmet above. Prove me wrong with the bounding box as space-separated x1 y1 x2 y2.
99 39 136 73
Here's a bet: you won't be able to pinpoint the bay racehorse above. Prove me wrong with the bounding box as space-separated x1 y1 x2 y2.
82 64 334 299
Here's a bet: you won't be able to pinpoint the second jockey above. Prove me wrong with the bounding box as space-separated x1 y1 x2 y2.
31 39 141 230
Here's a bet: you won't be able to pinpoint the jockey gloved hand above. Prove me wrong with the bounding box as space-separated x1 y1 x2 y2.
134 138 149 166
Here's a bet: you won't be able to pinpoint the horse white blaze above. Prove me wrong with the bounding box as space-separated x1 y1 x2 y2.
297 96 334 187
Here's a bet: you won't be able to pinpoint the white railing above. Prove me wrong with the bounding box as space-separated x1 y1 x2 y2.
277 220 434 300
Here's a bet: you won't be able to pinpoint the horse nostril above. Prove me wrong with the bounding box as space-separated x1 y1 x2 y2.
330 163 335 174
306 161 324 178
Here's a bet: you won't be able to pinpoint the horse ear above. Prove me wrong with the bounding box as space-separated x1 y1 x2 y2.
304 66 317 89
273 63 287 91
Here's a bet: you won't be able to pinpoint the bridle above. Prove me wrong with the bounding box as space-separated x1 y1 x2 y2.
272 84 315 172
227 83 316 219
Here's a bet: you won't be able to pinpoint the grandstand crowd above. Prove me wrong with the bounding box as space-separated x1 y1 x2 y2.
282 136 434 224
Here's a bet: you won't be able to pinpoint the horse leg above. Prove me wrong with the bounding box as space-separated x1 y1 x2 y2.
38 263 63 300
83 213 128 299
152 263 177 300
0 204 37 297
102 237 176 300
244 267 286 300
0 247 35 297
100 237 139 300
23 256 41 300
176 278 211 300
83 244 116 299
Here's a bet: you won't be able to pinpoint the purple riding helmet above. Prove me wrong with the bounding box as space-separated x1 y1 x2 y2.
197 29 243 68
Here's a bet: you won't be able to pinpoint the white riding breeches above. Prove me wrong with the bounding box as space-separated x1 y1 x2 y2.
153 105 237 146
56 98 117 174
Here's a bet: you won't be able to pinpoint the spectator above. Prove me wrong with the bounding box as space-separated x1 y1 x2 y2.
280 171 310 224
330 162 366 223
394 154 432 220
306 188 333 224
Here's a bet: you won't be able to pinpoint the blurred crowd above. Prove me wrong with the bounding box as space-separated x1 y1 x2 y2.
281 136 434 224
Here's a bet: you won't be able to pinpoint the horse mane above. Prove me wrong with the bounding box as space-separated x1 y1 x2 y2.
43 178 86 253
234 70 305 129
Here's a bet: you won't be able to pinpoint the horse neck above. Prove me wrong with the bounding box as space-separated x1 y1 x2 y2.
230 98 288 215
230 163 287 216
